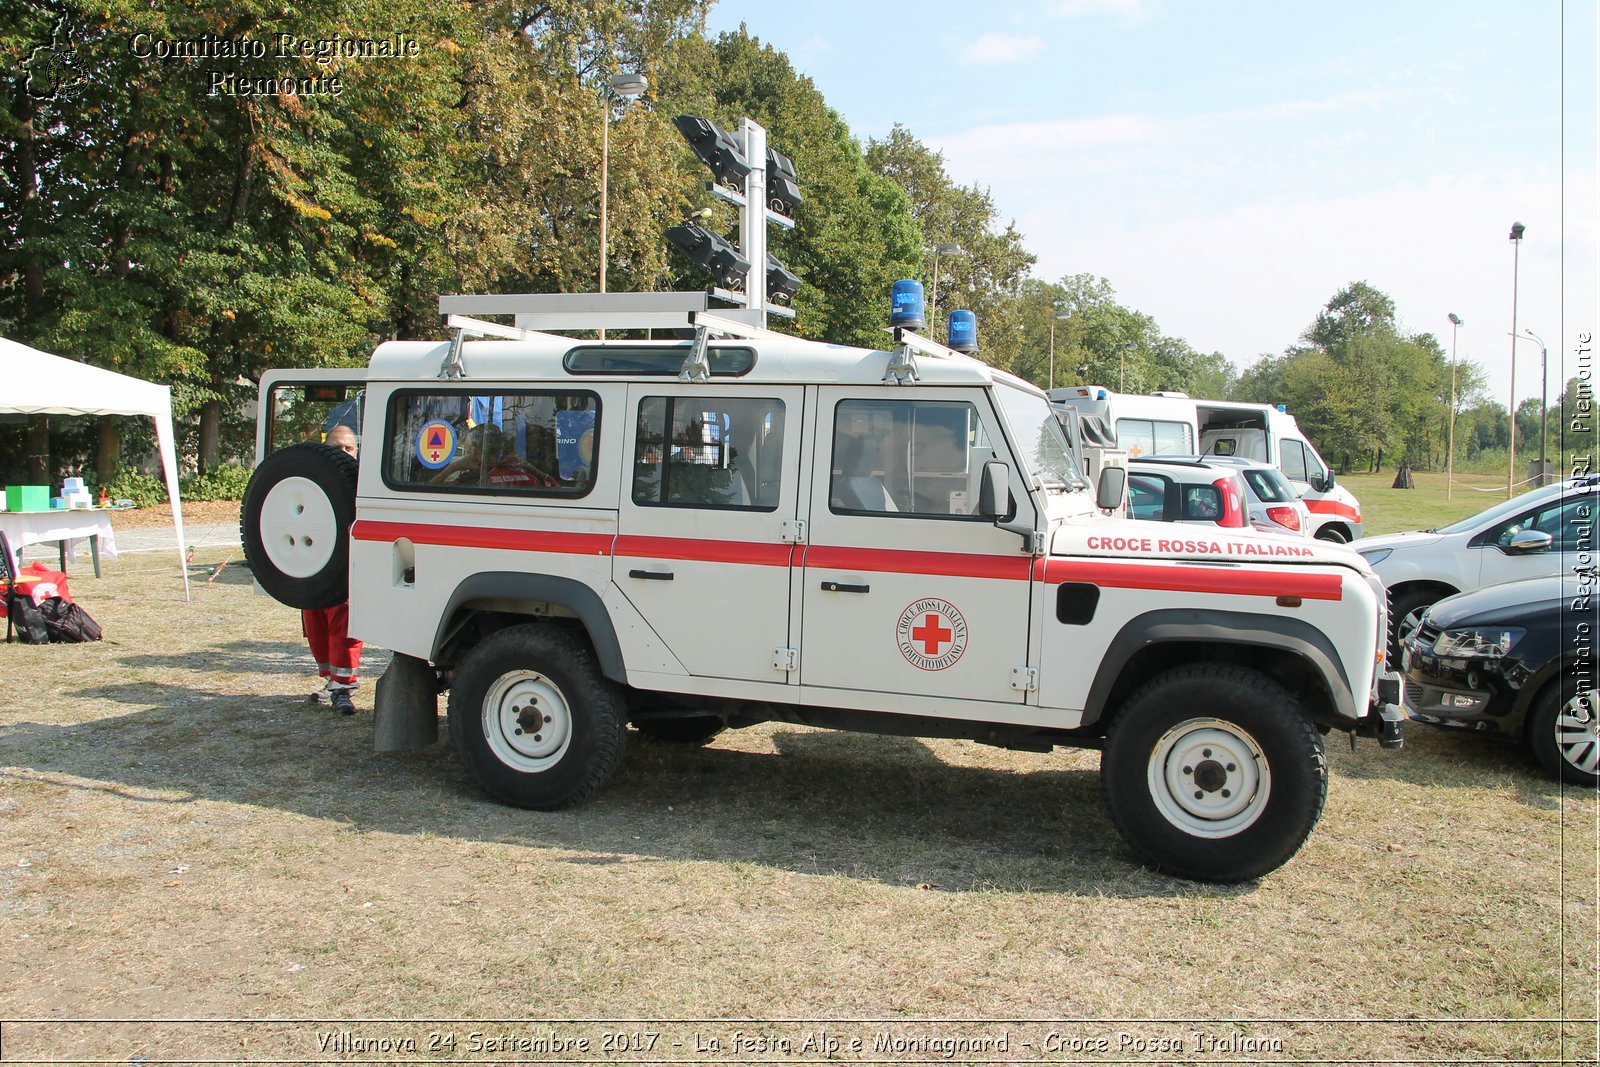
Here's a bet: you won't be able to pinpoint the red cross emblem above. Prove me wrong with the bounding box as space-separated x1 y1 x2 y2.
897 598 968 671
911 613 953 655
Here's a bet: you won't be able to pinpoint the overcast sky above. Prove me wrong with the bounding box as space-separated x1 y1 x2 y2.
705 0 1597 410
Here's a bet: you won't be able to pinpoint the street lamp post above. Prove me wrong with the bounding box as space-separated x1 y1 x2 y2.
928 243 960 342
1047 307 1068 391
1517 328 1548 484
599 71 648 298
1506 221 1525 498
1446 313 1461 500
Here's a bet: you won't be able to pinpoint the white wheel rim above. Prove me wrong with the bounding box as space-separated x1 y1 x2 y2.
1554 689 1600 776
1147 718 1271 838
258 476 339 579
482 670 572 773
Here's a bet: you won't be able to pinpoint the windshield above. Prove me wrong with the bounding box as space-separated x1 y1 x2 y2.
994 381 1083 489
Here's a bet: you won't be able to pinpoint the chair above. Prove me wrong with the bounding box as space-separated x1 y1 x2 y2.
1 530 44 643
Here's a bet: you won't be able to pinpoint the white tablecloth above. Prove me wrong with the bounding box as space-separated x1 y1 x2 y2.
0 509 118 572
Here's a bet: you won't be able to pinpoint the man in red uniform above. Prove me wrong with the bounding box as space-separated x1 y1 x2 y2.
304 425 362 715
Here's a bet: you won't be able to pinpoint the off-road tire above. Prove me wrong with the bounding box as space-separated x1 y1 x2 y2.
1101 664 1327 883
632 716 728 745
1527 677 1600 787
448 624 626 809
240 443 358 610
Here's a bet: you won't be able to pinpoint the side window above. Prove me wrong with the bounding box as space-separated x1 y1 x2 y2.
1279 439 1309 482
633 396 784 511
266 382 364 455
1183 485 1223 521
1116 418 1192 457
1127 473 1170 520
1497 496 1591 550
384 390 598 497
830 399 995 518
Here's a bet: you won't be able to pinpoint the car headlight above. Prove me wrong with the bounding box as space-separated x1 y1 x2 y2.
1432 627 1525 658
1358 548 1392 566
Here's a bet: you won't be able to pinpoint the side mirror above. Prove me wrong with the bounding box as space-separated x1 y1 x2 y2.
1096 465 1127 511
978 459 1008 519
1505 529 1554 555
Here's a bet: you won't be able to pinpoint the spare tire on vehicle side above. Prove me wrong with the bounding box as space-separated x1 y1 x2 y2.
240 442 358 610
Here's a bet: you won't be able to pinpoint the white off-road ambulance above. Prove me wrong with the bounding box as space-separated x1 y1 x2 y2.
1049 386 1364 543
243 295 1403 883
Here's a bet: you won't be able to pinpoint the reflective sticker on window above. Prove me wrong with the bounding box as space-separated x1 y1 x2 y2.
416 420 456 470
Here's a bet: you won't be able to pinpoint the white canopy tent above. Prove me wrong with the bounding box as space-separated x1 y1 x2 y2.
0 336 189 598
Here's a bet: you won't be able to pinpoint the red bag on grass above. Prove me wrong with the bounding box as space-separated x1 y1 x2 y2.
0 563 70 619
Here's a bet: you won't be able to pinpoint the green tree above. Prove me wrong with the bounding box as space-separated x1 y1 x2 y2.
864 125 1035 371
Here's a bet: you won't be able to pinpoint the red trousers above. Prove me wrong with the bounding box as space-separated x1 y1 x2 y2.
302 604 362 687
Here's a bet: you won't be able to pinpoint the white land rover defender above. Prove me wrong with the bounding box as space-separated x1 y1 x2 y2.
243 295 1404 883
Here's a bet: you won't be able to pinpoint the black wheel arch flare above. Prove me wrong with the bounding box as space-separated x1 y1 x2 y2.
1080 609 1357 730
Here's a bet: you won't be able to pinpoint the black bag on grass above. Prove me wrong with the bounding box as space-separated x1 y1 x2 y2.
7 596 50 644
38 597 103 642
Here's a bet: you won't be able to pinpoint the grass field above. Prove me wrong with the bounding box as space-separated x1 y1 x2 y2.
1 492 1595 1064
1337 468 1548 538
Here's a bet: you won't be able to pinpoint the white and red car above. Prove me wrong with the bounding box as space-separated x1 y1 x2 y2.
245 295 1403 883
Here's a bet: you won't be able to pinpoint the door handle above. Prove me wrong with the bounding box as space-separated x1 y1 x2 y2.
629 569 674 581
821 581 870 594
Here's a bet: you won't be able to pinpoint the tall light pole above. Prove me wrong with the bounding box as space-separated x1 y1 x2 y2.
599 71 648 298
1506 221 1525 498
928 243 960 342
1047 306 1068 390
1447 313 1462 500
1517 327 1548 484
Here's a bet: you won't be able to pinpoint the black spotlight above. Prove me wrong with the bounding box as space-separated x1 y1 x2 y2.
765 147 802 216
766 255 801 303
666 223 752 289
673 115 751 188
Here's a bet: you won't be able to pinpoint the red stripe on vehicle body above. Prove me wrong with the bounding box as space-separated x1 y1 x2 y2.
350 520 1342 599
614 535 795 567
801 545 1036 581
351 521 613 556
1039 559 1343 601
1305 498 1361 521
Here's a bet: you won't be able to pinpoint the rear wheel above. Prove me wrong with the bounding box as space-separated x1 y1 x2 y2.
1314 525 1349 544
1101 665 1327 882
448 625 626 809
1527 678 1600 787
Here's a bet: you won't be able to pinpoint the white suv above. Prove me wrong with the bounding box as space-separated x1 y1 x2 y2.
243 295 1405 883
1356 476 1599 652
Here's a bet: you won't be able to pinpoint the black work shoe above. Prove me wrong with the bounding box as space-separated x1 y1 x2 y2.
330 689 355 716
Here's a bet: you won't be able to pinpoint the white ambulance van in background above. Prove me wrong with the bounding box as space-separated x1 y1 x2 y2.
1049 386 1363 544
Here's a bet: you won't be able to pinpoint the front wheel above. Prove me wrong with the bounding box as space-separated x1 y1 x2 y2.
448 624 626 809
1101 665 1327 882
1527 678 1600 787
1314 526 1350 544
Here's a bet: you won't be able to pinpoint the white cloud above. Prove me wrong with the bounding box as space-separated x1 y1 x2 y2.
961 32 1048 65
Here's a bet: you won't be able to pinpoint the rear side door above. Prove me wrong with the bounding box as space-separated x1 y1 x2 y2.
614 384 804 684
798 388 1036 703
